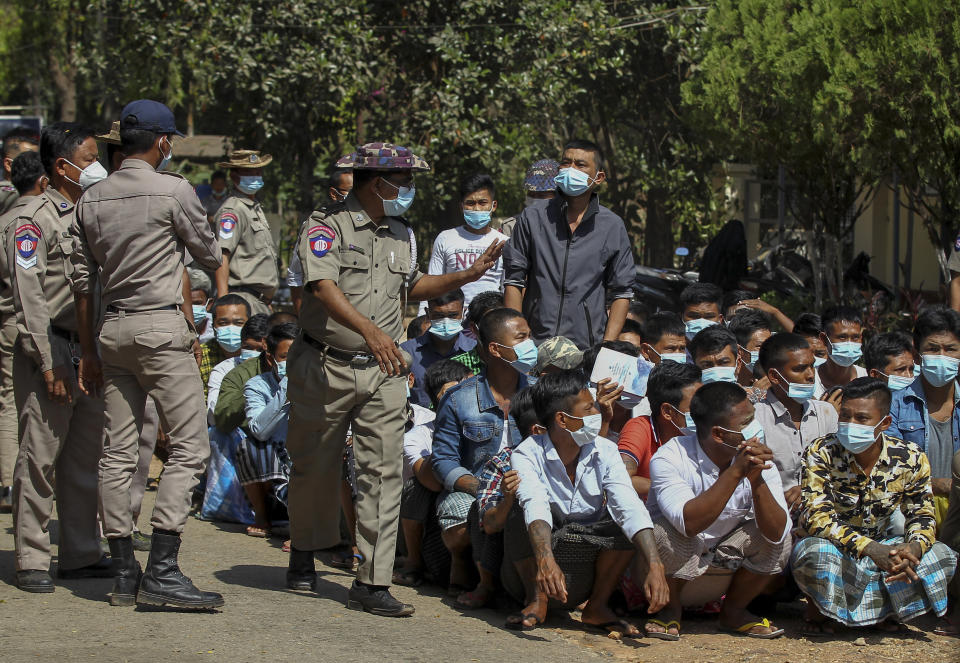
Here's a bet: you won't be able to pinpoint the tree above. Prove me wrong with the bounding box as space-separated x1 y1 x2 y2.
684 0 886 302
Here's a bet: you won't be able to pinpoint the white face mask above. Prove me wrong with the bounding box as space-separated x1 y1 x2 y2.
157 137 173 171
64 159 108 190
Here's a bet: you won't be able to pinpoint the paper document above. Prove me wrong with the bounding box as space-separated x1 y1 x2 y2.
589 347 654 397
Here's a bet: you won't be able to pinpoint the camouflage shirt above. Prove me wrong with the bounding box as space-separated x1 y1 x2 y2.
798 432 936 557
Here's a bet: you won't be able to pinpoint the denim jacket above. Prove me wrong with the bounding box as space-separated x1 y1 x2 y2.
431 372 525 491
888 378 960 467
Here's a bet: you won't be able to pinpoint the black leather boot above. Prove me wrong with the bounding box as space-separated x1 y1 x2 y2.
286 547 316 591
136 531 224 610
107 537 141 606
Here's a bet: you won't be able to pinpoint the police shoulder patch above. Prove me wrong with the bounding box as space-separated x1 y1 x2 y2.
219 212 239 239
14 222 41 270
307 224 336 258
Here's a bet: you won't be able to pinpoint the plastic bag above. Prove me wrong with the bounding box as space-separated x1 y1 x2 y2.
200 427 255 524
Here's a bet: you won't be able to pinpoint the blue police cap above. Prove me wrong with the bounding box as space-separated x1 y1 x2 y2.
119 99 184 136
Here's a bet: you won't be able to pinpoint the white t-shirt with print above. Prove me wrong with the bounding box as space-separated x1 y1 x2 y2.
419 225 507 313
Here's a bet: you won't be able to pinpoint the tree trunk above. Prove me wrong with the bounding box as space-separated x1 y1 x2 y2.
49 52 77 121
643 187 674 268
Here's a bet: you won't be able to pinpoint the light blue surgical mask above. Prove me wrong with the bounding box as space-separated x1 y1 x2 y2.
701 365 737 384
191 304 207 328
882 372 914 392
828 340 862 367
649 346 687 365
773 369 816 403
813 356 828 368
740 346 760 371
562 412 603 447
378 179 416 217
428 318 463 340
836 421 880 454
237 175 264 194
684 318 717 340
240 349 261 361
619 394 643 410
497 339 538 375
274 360 287 378
668 404 696 432
554 167 596 197
718 418 765 448
157 137 172 172
463 210 492 230
920 354 960 387
215 325 243 353
913 363 921 377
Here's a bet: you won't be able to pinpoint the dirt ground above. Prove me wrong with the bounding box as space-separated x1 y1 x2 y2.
0 488 957 663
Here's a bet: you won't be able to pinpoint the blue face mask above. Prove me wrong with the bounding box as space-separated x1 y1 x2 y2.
883 373 914 391
497 339 538 375
717 418 765 449
275 360 287 378
773 369 815 403
813 356 828 368
428 317 463 340
561 412 603 447
836 421 880 454
379 179 416 217
921 354 960 387
741 346 760 371
157 137 172 172
554 167 596 197
684 317 717 340
828 340 862 367
237 175 264 194
668 404 696 432
701 365 738 384
240 349 261 361
463 210 492 230
191 304 207 327
913 363 921 377
215 325 243 353
649 346 687 365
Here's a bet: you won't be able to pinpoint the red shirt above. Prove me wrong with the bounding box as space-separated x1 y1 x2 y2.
617 415 663 483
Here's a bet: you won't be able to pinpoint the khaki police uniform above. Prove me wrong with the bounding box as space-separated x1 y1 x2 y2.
215 194 277 315
0 180 17 216
286 195 421 586
71 158 221 538
8 188 103 572
0 198 31 488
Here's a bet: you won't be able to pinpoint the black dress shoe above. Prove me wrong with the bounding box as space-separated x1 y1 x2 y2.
347 580 414 617
286 547 316 591
57 554 115 579
17 570 54 593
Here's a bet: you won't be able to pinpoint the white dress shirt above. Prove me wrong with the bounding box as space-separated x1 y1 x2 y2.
647 434 791 555
753 391 838 490
513 433 654 540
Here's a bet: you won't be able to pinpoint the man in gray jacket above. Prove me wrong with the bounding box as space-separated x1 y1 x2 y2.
503 140 635 350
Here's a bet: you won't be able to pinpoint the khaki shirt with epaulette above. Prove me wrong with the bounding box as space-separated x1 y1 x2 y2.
215 193 278 295
71 159 221 311
0 195 38 321
7 188 79 372
0 180 17 216
298 196 423 353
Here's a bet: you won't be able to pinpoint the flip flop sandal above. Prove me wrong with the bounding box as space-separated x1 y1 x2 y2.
392 569 425 587
245 526 268 538
933 617 958 637
801 619 837 637
585 619 642 639
505 612 544 631
329 552 362 570
644 618 681 641
456 588 496 610
721 617 785 639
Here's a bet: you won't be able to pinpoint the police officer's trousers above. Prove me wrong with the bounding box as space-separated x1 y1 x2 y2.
285 340 407 587
98 309 208 538
130 397 159 528
0 318 20 486
12 341 103 572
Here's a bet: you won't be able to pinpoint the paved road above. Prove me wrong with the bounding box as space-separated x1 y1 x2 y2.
0 491 600 663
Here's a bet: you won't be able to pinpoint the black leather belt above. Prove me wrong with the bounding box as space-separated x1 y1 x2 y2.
50 326 79 343
106 304 178 314
300 332 377 365
232 285 270 304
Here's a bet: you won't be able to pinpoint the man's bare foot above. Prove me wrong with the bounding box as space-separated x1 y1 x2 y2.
456 583 495 609
581 601 641 637
801 601 837 636
505 596 547 630
645 603 682 639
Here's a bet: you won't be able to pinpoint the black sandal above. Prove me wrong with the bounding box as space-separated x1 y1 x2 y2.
505 612 543 631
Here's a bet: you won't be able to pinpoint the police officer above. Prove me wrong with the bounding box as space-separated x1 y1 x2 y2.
72 100 224 609
284 143 503 617
8 123 109 592
0 127 39 215
0 151 47 512
213 150 277 316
